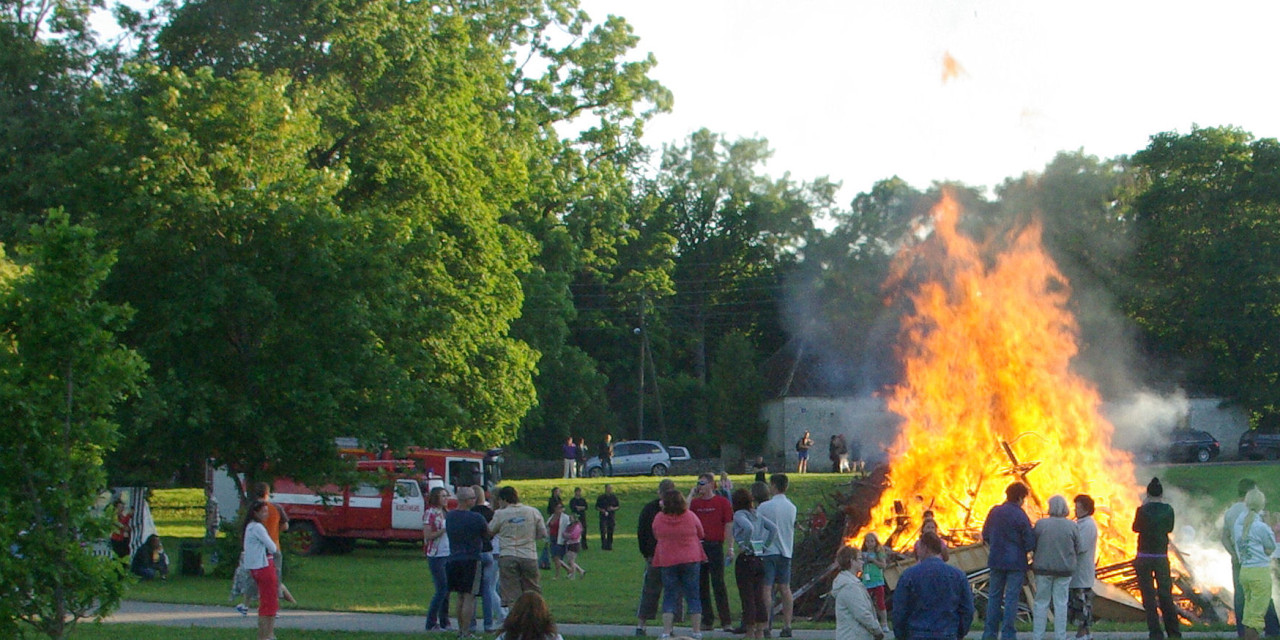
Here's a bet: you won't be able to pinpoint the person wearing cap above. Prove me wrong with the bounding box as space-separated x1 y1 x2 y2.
1132 477 1179 640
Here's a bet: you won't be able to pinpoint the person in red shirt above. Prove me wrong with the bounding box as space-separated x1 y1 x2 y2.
689 472 736 632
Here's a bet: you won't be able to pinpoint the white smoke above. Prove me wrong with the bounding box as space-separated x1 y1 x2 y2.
1162 485 1236 611
1103 390 1190 456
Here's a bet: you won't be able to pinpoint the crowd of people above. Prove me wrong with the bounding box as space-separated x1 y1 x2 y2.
223 470 1280 640
561 434 615 478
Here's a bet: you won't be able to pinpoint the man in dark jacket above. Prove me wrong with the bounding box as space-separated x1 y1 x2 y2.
981 482 1035 640
1133 477 1179 640
635 478 678 636
894 532 974 640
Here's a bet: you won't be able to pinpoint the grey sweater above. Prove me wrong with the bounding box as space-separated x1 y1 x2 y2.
1031 516 1081 577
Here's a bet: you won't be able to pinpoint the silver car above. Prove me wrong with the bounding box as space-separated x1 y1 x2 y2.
583 440 690 477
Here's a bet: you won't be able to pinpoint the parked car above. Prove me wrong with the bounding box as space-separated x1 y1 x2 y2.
1143 428 1220 463
583 440 690 477
1238 428 1280 460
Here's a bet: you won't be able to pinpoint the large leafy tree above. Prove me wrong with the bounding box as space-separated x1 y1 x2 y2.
0 211 145 640
1125 125 1280 413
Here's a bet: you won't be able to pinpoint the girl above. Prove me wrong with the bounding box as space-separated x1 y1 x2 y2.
243 500 279 640
424 486 451 631
563 514 586 578
548 501 571 579
860 532 890 634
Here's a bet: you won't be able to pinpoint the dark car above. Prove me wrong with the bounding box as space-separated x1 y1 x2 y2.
1238 428 1280 460
1145 428 1220 463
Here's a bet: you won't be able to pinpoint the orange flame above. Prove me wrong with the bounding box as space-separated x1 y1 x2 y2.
941 52 967 84
856 193 1139 566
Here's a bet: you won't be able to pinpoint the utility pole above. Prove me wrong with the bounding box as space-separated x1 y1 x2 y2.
637 293 646 440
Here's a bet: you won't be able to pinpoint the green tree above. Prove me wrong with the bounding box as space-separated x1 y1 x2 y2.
1125 125 1280 413
708 331 768 452
0 211 145 640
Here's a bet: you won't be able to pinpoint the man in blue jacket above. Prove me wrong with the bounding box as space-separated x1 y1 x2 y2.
893 532 974 640
981 482 1035 640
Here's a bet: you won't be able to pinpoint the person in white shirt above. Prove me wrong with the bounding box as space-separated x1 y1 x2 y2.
242 500 280 640
756 474 797 637
833 545 884 640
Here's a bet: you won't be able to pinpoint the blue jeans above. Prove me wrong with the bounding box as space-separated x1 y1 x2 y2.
661 562 703 615
479 551 499 628
983 568 1024 640
427 556 451 629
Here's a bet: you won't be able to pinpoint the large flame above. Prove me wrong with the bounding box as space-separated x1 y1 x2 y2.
857 193 1139 565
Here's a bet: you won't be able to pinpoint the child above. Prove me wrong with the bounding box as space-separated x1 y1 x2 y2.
563 514 586 578
860 532 890 634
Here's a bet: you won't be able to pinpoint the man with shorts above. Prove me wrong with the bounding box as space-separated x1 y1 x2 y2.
489 486 547 606
757 473 797 637
446 486 490 635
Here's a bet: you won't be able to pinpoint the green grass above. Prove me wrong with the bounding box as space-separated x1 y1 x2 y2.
132 465 1277 631
68 624 632 640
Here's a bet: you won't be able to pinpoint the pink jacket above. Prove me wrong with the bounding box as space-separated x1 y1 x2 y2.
652 510 707 567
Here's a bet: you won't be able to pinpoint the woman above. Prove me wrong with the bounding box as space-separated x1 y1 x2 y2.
423 486 451 631
496 591 563 640
860 533 890 635
547 487 564 516
916 519 950 561
731 486 778 639
1032 495 1081 640
563 513 586 578
716 472 733 500
548 501 571 578
243 500 280 640
652 488 707 639
1232 488 1276 640
833 546 883 640
130 534 169 581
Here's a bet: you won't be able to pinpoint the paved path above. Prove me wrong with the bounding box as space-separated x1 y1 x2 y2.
106 601 1229 638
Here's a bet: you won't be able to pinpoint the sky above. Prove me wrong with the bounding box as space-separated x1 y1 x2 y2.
578 0 1280 205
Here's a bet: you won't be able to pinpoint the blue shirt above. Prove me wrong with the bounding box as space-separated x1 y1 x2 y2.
446 509 489 560
892 556 974 640
982 501 1034 570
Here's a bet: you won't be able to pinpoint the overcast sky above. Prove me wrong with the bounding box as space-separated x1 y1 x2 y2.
580 0 1280 204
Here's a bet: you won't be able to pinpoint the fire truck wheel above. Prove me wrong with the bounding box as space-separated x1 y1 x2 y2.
290 521 326 556
650 463 667 476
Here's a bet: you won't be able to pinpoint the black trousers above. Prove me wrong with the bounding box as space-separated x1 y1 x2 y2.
699 541 732 629
599 515 616 550
1134 556 1179 639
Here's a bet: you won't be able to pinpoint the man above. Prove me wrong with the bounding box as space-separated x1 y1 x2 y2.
794 431 813 474
470 485 501 632
981 482 1035 640
757 473 798 637
1070 495 1098 640
1133 477 1179 640
596 483 620 550
489 486 547 606
600 433 615 477
1222 479 1280 638
446 486 490 635
569 487 590 551
690 472 735 632
636 478 679 636
562 437 577 479
829 434 850 473
751 456 769 484
576 438 590 479
892 532 975 640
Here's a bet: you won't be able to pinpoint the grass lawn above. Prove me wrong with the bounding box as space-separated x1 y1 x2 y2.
69 624 631 640
128 464 1277 630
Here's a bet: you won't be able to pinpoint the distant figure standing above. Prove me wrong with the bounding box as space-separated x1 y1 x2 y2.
690 472 736 632
562 438 577 479
892 532 974 640
1031 495 1080 640
1069 495 1098 640
446 487 491 635
716 472 733 500
653 488 708 639
596 484 620 551
546 487 564 517
750 457 769 484
635 479 679 636
110 498 132 558
599 434 615 477
569 488 590 551
1132 477 1179 640
833 546 884 640
732 484 779 639
575 438 589 479
860 533 891 635
1232 488 1275 640
424 486 453 631
243 500 281 640
829 435 850 473
795 431 813 474
981 482 1035 640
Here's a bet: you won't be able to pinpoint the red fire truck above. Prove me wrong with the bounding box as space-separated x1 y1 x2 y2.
211 442 502 555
